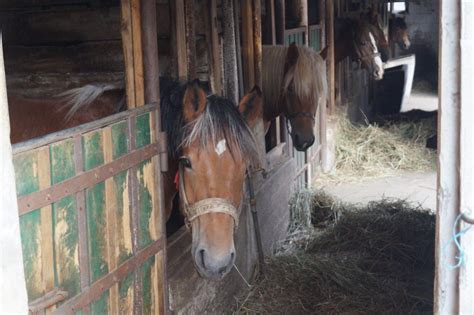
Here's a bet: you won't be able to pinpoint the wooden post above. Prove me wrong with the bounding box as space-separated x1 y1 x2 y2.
121 0 145 108
141 0 160 104
253 0 263 88
275 0 285 45
204 0 223 95
0 33 29 315
241 0 255 92
234 0 244 98
184 0 197 79
222 0 239 104
263 0 276 45
174 0 188 81
326 0 335 115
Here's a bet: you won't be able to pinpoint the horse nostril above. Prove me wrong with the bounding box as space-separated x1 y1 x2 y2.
199 249 206 269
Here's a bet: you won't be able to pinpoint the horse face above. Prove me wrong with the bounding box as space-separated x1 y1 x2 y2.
180 82 262 280
365 10 390 62
283 44 317 152
390 16 411 50
354 22 384 80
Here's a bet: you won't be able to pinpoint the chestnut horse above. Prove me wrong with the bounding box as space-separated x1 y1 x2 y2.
363 8 390 62
262 43 327 151
389 14 411 50
321 18 385 80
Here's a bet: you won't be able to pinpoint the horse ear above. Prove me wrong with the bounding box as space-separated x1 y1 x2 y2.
285 43 299 68
182 79 207 123
238 85 263 128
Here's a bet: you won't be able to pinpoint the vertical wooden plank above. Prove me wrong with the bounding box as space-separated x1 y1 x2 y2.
141 0 160 104
102 127 119 315
242 0 255 92
135 112 151 149
51 140 81 301
83 131 109 314
174 0 188 81
0 32 28 315
205 0 223 95
435 0 461 314
326 0 335 115
459 2 474 313
131 0 145 106
121 0 136 108
253 0 262 88
223 0 239 104
275 0 286 45
185 0 197 79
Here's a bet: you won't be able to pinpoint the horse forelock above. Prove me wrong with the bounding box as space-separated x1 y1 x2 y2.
262 45 327 118
179 95 259 165
283 45 328 112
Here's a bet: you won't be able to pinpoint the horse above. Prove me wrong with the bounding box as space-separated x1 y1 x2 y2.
321 18 385 80
389 14 411 50
262 43 327 151
159 78 262 279
362 7 390 62
8 88 124 144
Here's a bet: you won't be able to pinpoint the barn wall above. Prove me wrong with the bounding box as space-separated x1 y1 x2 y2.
404 0 439 88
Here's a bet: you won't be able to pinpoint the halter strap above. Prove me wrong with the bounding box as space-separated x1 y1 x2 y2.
178 160 240 230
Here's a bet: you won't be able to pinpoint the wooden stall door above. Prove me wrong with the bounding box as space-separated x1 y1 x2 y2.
14 105 167 314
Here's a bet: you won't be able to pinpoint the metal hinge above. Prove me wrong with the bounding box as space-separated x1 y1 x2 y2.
158 131 169 172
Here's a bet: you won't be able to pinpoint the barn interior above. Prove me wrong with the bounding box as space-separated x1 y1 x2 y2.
0 0 455 314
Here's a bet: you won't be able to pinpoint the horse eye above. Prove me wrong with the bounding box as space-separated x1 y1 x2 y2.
179 157 192 169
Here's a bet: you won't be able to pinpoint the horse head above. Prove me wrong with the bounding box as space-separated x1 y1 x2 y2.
352 19 384 80
282 43 327 151
363 8 390 62
390 14 411 50
178 81 262 280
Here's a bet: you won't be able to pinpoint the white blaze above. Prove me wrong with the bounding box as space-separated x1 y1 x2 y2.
369 32 384 79
215 139 227 156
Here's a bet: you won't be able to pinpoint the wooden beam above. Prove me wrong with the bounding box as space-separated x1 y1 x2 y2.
141 0 160 104
121 0 145 108
275 0 285 45
174 0 188 81
326 0 335 115
241 0 255 92
204 0 223 95
253 0 263 88
0 33 29 315
184 0 197 79
223 0 239 104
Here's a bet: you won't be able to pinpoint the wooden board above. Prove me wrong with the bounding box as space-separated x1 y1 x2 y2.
13 106 166 314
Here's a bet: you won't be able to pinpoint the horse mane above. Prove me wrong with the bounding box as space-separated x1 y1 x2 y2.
159 77 259 164
262 45 328 118
57 82 124 121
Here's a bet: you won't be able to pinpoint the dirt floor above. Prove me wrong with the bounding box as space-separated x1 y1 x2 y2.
315 170 437 211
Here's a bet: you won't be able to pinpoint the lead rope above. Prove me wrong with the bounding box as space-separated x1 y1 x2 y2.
246 168 265 275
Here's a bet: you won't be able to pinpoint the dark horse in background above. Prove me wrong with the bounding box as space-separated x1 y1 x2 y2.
9 78 263 280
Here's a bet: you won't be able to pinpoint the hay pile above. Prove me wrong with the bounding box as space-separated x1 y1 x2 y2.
237 192 435 314
317 114 437 184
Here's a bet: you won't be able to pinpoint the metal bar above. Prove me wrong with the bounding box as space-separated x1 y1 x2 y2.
52 239 164 314
17 143 159 215
13 104 157 155
73 135 91 315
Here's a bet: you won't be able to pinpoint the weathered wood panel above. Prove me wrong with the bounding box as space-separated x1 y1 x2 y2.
13 106 166 314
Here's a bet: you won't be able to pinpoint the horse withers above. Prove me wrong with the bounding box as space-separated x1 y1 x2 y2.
262 43 327 151
160 79 262 280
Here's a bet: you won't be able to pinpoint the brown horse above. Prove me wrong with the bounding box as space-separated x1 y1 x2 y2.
262 43 327 151
363 8 390 62
160 78 262 279
389 14 411 50
321 18 385 80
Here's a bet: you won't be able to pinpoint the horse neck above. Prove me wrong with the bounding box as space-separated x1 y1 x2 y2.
262 46 287 121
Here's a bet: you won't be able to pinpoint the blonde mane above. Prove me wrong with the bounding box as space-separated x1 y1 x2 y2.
262 45 328 120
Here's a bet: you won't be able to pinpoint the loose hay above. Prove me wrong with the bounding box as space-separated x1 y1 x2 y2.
316 114 437 184
237 192 435 315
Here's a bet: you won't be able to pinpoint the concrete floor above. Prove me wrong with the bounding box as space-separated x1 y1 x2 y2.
315 171 437 211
